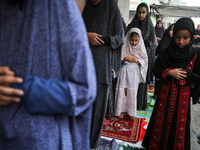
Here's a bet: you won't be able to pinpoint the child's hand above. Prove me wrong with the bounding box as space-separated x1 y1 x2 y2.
126 54 135 63
167 68 187 80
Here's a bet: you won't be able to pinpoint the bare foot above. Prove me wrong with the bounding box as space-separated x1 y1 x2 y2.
119 112 125 119
130 116 135 120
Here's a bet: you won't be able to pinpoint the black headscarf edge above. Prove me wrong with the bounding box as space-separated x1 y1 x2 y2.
158 17 197 69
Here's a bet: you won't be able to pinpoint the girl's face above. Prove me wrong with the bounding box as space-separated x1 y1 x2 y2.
130 35 139 46
157 21 162 28
137 7 147 21
174 30 191 48
169 25 174 38
90 0 101 5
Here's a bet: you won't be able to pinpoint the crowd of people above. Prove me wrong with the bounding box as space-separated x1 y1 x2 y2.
0 0 200 150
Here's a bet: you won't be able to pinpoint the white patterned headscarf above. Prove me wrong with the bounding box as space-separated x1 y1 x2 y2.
121 28 148 82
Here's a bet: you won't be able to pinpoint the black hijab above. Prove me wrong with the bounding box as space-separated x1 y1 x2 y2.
158 18 197 69
155 20 165 39
155 23 175 55
126 3 155 46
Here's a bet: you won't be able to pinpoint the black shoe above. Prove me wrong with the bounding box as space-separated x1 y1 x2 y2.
198 98 200 104
197 134 200 139
198 139 200 144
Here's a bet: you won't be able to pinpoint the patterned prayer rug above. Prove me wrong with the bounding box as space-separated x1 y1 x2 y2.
101 117 147 143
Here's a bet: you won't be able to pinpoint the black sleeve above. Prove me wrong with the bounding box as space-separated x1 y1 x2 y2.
101 35 111 46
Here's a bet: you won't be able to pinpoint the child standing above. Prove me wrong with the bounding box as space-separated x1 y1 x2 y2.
142 18 200 150
115 28 148 120
127 3 156 111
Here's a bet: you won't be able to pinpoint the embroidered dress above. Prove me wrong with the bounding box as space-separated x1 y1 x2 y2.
115 28 148 117
142 18 200 150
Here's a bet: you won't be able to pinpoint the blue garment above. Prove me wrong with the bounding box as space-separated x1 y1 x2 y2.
11 76 72 114
0 0 96 150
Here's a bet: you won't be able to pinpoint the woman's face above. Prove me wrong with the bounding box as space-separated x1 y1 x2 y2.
90 0 101 5
174 30 191 48
169 25 174 38
130 34 139 46
137 6 147 21
157 21 162 28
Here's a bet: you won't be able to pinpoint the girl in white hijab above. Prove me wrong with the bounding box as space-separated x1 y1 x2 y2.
115 28 148 120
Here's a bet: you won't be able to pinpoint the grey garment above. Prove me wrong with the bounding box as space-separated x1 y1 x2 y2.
137 83 147 110
90 83 110 149
107 77 117 116
82 0 124 85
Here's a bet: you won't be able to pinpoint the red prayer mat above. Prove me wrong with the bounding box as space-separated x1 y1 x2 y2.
101 116 147 143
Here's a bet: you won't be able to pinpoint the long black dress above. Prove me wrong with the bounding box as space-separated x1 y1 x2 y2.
142 18 200 150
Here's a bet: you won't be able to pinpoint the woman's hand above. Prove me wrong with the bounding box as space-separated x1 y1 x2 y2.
87 32 104 46
0 67 24 105
167 68 187 80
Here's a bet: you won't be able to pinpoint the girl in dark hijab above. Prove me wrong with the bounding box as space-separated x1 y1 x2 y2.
127 3 157 110
155 23 175 56
155 20 165 44
154 23 175 99
142 18 200 150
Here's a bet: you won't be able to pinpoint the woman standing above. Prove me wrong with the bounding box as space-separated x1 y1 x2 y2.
154 23 175 99
127 3 157 110
0 0 97 150
142 18 200 150
155 20 165 44
82 0 124 148
155 23 175 56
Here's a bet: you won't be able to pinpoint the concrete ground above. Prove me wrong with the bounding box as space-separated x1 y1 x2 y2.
191 101 200 150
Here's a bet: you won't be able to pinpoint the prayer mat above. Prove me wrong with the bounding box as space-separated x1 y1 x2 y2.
136 92 155 123
101 116 147 143
95 138 118 150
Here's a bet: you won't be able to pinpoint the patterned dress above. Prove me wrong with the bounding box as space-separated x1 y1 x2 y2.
142 52 200 150
115 28 148 117
127 3 157 110
142 17 200 150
